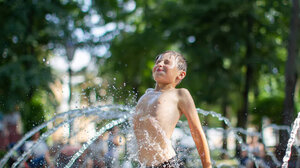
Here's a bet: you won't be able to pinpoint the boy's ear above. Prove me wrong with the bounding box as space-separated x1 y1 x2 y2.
178 71 186 80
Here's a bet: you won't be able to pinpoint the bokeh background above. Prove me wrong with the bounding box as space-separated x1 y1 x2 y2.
0 0 299 167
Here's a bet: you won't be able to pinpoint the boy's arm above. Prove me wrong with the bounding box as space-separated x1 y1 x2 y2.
178 89 212 168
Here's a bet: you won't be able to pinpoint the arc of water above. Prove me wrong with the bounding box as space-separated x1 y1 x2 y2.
281 112 300 168
210 126 280 167
233 127 261 138
231 129 262 168
3 105 288 168
266 148 281 167
0 105 121 167
263 124 300 156
3 105 133 168
262 124 296 167
64 115 130 168
197 109 273 168
197 108 232 127
12 111 81 168
63 108 231 168
263 124 291 133
0 108 81 168
231 127 280 166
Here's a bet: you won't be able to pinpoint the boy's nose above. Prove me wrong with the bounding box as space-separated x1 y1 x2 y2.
157 62 163 66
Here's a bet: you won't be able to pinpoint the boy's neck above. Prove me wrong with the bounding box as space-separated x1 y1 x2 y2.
154 83 176 92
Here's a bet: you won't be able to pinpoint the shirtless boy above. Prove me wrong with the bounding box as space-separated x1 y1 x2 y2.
133 51 212 168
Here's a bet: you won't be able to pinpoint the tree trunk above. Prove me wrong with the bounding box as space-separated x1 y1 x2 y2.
236 14 254 157
278 0 299 161
221 97 229 159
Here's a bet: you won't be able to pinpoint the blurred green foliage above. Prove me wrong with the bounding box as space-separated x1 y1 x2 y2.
0 0 90 133
21 96 46 133
0 0 299 136
94 0 298 129
252 96 284 125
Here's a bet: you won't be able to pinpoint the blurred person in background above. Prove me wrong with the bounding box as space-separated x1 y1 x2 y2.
104 126 125 168
24 131 54 168
87 132 109 168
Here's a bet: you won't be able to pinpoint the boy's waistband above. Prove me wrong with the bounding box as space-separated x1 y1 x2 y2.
145 156 184 168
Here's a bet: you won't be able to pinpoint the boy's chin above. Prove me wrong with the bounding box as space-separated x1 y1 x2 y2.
153 76 164 81
154 79 170 84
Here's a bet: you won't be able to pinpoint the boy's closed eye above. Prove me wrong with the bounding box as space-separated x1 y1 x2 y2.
156 59 171 65
164 60 170 64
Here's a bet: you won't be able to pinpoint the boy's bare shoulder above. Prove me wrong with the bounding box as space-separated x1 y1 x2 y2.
175 88 196 116
175 88 191 97
175 88 194 106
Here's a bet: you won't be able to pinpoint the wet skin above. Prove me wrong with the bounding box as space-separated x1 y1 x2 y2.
133 89 181 166
133 53 211 167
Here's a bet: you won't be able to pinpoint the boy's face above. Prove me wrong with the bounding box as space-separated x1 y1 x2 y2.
152 53 185 85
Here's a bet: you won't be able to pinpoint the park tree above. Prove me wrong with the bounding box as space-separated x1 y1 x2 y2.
278 0 299 160
153 0 290 156
92 0 294 156
92 0 171 102
0 0 92 132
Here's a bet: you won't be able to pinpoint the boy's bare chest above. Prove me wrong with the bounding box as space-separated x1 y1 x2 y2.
136 91 178 116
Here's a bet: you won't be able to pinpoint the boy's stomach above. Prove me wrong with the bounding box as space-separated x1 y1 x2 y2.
133 115 176 166
137 142 176 166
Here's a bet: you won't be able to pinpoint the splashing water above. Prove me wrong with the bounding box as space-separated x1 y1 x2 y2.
282 112 300 168
197 108 281 168
1 105 299 168
65 117 129 168
1 105 132 168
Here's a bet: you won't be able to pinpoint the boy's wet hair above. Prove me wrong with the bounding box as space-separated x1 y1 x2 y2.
155 51 187 72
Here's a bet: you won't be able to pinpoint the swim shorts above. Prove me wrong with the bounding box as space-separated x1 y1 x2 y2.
146 156 184 168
